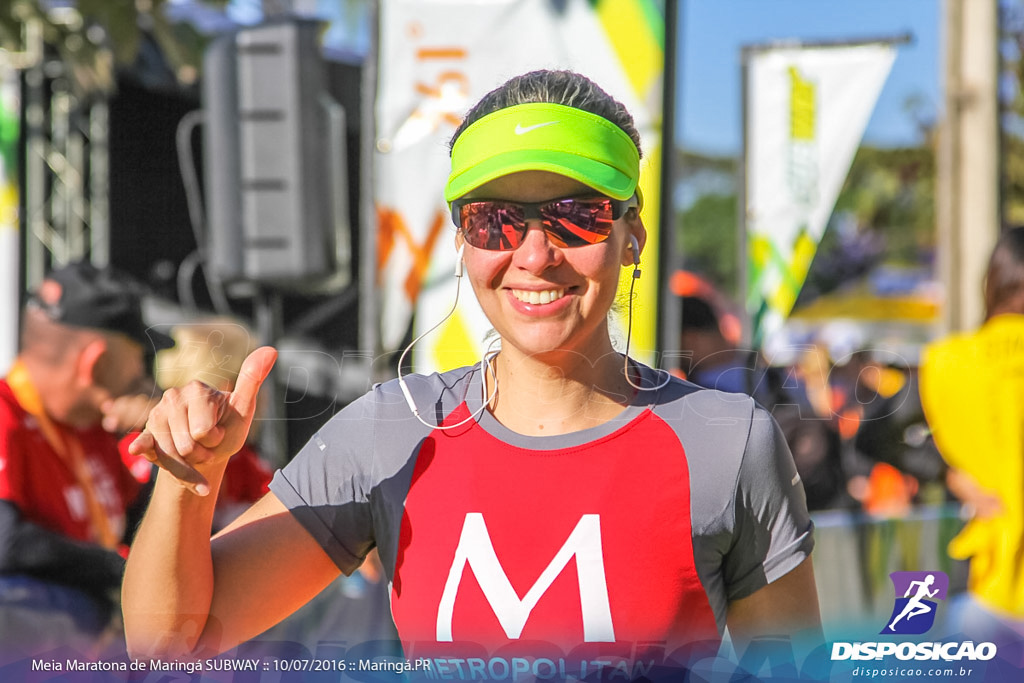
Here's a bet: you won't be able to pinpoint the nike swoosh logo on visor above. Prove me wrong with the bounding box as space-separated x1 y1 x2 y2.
514 121 559 135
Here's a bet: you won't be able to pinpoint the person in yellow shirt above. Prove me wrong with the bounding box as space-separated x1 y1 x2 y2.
920 226 1024 646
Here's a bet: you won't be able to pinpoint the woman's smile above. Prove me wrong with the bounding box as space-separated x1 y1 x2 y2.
508 287 567 306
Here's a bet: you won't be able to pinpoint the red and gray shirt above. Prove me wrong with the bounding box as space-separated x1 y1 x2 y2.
270 364 813 666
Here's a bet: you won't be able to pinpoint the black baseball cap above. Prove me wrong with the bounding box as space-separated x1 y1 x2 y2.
679 296 722 333
27 261 175 352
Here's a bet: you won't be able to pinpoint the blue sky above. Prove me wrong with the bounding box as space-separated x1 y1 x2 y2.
679 0 942 155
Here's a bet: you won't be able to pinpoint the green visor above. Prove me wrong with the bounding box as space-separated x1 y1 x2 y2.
445 103 641 204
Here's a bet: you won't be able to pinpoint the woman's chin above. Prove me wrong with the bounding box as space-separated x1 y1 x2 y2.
497 325 606 363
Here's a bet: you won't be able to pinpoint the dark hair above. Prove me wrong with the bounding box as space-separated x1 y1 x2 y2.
449 70 642 157
984 226 1024 319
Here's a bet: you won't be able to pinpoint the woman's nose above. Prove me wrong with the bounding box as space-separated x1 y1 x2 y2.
512 221 563 272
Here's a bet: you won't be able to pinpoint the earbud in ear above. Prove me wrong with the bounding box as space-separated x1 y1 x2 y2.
628 235 641 279
455 243 466 277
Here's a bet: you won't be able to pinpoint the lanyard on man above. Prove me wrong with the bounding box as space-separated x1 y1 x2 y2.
6 361 119 550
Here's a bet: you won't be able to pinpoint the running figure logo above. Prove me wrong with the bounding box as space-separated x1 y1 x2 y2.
882 571 949 635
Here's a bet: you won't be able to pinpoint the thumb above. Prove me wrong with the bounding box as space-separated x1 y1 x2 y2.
229 346 277 418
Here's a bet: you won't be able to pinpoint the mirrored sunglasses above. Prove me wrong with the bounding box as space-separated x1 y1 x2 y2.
450 195 638 251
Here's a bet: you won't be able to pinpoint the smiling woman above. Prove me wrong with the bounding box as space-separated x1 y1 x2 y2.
122 69 821 679
458 170 641 420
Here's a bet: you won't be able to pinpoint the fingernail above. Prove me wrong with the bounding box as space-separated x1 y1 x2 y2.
195 483 211 497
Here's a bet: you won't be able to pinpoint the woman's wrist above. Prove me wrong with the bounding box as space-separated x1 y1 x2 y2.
154 458 227 503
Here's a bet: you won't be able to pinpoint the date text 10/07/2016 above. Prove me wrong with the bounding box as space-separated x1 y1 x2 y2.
271 658 432 673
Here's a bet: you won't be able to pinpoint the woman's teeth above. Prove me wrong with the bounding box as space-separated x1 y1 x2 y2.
512 288 565 305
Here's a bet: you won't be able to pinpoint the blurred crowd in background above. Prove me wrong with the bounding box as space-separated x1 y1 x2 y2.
671 268 945 518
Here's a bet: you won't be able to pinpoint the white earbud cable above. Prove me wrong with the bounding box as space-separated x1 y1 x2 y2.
622 246 672 392
397 246 499 429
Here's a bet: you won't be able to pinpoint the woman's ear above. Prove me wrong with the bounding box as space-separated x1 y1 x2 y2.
622 221 647 268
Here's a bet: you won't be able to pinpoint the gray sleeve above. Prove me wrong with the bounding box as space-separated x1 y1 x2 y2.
722 406 815 602
269 390 379 576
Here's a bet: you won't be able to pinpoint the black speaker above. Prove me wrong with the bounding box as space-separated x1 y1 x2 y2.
202 19 350 287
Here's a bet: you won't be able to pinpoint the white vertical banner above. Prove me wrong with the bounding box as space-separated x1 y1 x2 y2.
0 68 20 376
375 0 658 373
744 42 896 345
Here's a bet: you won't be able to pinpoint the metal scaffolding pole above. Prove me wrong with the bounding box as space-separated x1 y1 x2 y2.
90 101 110 267
23 32 48 289
19 14 110 287
360 0 381 372
50 81 71 263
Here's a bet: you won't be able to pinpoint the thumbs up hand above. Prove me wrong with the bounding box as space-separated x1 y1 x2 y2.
129 347 277 496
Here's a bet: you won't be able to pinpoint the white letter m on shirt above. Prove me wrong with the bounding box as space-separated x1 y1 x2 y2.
436 513 615 642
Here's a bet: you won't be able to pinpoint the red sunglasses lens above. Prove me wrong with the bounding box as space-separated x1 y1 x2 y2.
540 198 614 247
460 202 526 250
